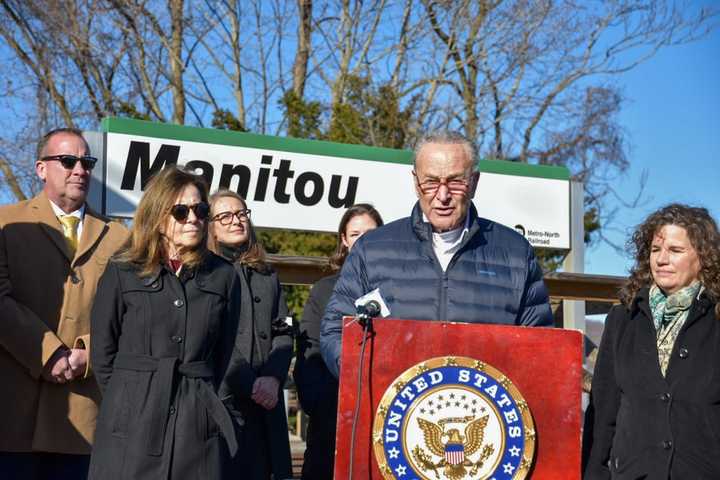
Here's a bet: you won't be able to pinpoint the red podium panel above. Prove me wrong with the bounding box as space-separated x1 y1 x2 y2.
334 318 583 479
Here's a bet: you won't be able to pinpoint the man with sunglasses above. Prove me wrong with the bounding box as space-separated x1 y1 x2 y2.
0 128 128 479
320 131 553 378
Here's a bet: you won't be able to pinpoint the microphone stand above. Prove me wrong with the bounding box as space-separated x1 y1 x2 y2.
348 302 379 480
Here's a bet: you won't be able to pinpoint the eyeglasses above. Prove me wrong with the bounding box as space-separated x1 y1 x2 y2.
41 154 98 171
169 202 210 222
211 209 251 225
412 170 473 195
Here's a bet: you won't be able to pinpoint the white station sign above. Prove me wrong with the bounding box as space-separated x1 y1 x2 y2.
100 118 571 249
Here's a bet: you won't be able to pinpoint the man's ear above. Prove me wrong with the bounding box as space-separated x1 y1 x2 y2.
468 171 480 197
35 161 47 182
412 171 422 199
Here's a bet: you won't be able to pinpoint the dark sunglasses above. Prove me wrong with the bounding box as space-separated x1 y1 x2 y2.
170 202 210 222
41 154 98 170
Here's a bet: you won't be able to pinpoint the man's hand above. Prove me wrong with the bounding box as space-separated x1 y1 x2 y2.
251 376 280 410
68 348 88 379
42 348 73 384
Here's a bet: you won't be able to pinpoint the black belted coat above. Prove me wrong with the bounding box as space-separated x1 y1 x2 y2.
221 260 294 479
88 254 242 480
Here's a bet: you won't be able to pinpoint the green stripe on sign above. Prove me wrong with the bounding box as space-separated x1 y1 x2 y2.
102 117 413 165
478 159 569 180
101 117 570 180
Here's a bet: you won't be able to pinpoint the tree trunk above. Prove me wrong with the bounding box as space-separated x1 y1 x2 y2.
0 156 26 201
169 0 185 124
292 0 312 98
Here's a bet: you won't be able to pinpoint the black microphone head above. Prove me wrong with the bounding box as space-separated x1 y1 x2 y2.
364 300 381 318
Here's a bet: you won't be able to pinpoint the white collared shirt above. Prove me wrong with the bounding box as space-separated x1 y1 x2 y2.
424 213 471 272
49 200 85 240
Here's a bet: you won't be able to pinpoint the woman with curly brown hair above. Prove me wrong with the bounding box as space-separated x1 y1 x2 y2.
583 204 720 480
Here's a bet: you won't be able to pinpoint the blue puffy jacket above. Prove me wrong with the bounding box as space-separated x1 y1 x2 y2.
320 202 553 377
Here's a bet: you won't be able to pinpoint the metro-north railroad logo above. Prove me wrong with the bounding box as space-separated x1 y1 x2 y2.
373 357 535 480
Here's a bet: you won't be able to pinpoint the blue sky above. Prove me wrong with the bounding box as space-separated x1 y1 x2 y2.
585 25 720 277
1 7 716 274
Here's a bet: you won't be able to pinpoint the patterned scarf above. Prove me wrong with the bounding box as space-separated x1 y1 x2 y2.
648 281 702 377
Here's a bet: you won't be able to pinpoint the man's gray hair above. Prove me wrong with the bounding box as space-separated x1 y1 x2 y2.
413 131 479 172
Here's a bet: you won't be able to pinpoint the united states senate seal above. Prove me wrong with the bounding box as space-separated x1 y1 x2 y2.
373 356 535 480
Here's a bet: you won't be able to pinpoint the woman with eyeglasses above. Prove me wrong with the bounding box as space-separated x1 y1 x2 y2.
88 167 244 480
207 190 293 480
293 203 384 480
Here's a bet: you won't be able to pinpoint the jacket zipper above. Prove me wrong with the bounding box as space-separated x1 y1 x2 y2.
439 272 448 321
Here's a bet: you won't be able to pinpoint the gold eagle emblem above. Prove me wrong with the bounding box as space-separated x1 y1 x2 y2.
412 415 495 479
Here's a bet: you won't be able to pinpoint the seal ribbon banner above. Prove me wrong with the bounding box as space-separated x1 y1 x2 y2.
373 356 536 480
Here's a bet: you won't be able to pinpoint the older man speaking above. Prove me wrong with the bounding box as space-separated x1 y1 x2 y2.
320 131 552 378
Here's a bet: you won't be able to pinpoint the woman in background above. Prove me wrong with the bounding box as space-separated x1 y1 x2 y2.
294 203 384 480
583 204 720 479
89 167 242 480
208 190 293 480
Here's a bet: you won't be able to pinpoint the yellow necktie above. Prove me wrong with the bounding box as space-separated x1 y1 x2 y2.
58 215 80 255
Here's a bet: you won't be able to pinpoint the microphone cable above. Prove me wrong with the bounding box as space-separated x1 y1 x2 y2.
348 302 378 479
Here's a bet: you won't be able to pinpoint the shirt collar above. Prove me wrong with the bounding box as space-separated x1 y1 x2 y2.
424 212 471 251
48 199 85 220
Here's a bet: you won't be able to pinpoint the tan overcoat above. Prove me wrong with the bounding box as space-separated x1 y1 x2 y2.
0 191 128 454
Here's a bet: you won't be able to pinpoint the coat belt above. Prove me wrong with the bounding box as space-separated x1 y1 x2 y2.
113 353 238 457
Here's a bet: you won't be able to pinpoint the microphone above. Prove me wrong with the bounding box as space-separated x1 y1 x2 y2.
355 300 381 328
358 300 381 318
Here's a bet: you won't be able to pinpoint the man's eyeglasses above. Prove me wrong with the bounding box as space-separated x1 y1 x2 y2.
41 154 98 171
211 209 251 225
170 202 210 222
413 170 473 195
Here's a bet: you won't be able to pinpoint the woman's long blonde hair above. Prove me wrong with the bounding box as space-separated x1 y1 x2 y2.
207 189 268 272
116 166 210 276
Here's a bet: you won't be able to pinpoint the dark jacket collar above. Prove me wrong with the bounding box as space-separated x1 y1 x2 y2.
217 243 272 276
631 287 652 320
218 243 245 263
142 269 163 287
140 255 209 287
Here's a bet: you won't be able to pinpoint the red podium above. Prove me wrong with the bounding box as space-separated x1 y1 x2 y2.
334 318 583 479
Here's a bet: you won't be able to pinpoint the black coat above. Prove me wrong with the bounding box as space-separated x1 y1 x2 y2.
222 262 293 479
583 288 720 480
89 255 242 480
294 274 339 480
